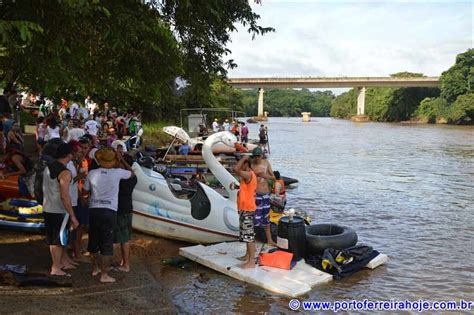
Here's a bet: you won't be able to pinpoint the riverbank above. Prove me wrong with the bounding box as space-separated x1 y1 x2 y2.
0 231 182 313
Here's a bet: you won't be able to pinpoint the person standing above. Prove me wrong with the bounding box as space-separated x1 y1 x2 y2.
240 122 249 143
251 147 277 247
233 153 257 269
212 118 219 133
84 116 99 145
259 124 267 146
46 118 61 142
83 147 133 283
42 143 79 276
114 154 137 272
222 119 230 131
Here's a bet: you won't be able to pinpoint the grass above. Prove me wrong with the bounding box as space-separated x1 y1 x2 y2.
142 120 176 148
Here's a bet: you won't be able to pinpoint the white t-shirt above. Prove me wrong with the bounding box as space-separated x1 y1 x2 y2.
85 120 99 136
84 168 132 211
46 126 60 140
79 107 89 120
67 127 85 141
70 103 79 118
67 161 78 207
212 121 219 132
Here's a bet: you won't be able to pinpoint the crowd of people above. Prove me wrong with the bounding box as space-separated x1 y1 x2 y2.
0 94 142 283
0 90 283 278
209 118 268 147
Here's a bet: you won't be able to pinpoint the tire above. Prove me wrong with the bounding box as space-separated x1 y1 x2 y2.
306 224 358 255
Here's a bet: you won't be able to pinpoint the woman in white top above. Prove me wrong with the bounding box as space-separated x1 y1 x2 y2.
46 118 61 141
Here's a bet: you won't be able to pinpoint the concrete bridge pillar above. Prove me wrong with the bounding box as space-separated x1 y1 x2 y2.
357 87 366 115
258 88 265 117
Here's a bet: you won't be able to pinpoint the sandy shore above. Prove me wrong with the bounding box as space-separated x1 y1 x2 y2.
0 231 189 314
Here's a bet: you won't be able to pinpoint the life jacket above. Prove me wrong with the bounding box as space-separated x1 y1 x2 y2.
274 178 286 196
259 250 293 270
237 171 257 211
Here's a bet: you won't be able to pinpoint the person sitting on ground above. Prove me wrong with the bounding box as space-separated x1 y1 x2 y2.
0 147 34 197
179 141 190 156
251 146 277 247
42 143 79 276
233 152 258 269
114 154 137 272
82 147 133 283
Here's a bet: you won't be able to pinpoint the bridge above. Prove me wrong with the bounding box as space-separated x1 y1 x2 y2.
227 76 440 116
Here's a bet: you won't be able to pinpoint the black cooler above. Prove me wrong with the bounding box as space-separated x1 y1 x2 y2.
277 216 306 261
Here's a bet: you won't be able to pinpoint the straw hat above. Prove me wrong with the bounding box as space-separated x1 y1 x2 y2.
95 147 118 168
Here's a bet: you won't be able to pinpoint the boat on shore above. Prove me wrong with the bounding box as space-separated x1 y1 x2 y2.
132 131 241 243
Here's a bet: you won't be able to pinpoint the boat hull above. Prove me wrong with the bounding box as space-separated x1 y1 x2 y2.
133 210 238 244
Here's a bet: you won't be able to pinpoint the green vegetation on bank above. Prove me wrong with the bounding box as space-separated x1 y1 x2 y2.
330 49 474 124
330 72 440 122
414 49 474 124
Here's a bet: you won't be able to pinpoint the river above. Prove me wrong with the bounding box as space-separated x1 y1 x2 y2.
158 117 474 313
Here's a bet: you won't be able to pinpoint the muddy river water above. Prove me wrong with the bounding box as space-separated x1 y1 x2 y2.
156 117 473 313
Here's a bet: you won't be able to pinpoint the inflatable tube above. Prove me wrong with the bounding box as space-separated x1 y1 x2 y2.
306 224 358 254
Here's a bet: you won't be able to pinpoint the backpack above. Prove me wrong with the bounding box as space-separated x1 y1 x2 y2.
320 245 379 279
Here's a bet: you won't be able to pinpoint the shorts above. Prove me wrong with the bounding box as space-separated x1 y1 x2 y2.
259 136 267 145
74 204 89 226
239 211 255 243
87 208 117 256
44 212 65 246
37 137 46 145
255 193 271 227
241 136 248 143
114 213 133 244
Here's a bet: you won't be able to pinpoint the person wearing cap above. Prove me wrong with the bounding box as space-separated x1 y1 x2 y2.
42 143 80 276
82 147 134 283
212 118 219 133
251 146 277 247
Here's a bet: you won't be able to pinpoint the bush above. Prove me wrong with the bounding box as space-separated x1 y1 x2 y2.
447 93 474 124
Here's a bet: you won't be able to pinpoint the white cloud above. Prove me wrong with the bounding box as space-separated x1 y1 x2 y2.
225 1 472 78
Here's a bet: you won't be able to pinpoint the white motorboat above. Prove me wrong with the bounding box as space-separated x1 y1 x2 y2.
132 131 241 243
162 125 258 154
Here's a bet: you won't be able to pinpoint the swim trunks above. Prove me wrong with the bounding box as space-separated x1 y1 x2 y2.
239 211 255 242
254 193 271 227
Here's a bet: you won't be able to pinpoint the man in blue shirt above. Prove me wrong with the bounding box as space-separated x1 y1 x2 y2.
179 141 190 155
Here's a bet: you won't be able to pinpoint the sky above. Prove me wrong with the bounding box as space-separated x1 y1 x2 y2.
225 0 473 79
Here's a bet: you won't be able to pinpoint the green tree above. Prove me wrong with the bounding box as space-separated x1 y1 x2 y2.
0 0 273 120
440 49 474 103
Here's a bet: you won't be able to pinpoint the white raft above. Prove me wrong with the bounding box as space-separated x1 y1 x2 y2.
180 242 388 297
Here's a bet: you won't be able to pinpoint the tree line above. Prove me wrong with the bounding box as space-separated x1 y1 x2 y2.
330 49 474 124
